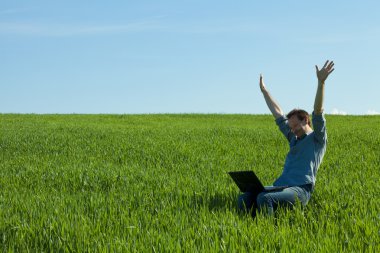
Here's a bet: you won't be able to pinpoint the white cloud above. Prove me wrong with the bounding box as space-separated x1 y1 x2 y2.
331 108 347 115
366 109 380 115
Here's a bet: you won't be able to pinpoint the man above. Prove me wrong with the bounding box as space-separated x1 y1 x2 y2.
238 60 334 216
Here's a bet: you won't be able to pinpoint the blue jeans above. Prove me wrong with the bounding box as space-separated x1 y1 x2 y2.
237 185 312 216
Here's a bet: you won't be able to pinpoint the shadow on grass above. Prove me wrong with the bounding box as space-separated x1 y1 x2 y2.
190 192 319 222
207 193 235 211
188 192 239 212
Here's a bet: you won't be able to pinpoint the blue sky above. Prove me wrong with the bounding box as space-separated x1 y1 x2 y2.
1 1 379 115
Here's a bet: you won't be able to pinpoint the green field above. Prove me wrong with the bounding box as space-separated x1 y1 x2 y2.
1 114 379 252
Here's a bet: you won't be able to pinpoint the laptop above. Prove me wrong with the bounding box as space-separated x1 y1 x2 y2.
228 170 287 194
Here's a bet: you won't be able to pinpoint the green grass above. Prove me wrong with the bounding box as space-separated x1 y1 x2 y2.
1 114 379 252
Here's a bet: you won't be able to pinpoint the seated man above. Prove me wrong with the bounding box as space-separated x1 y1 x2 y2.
238 60 334 216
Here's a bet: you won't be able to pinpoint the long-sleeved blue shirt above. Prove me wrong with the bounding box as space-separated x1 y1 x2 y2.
273 112 327 187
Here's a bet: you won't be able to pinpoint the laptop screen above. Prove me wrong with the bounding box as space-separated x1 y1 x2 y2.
228 171 265 193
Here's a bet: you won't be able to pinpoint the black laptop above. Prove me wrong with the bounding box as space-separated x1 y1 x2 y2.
228 170 287 194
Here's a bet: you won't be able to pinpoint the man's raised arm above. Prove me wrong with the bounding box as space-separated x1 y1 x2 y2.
259 74 283 119
314 60 334 115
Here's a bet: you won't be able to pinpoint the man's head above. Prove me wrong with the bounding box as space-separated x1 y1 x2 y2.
286 109 312 138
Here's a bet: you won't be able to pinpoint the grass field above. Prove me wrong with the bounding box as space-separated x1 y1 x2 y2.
1 114 379 252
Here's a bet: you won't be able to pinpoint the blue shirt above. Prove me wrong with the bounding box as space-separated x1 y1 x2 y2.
273 112 327 187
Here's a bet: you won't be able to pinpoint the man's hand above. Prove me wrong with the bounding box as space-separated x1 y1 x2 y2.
316 60 334 83
259 74 283 119
259 74 267 93
314 60 335 114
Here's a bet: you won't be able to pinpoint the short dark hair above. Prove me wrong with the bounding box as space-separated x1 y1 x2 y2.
286 109 311 127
